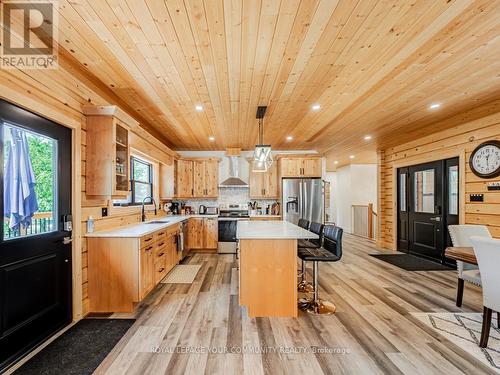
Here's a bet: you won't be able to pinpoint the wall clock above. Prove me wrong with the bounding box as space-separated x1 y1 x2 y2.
469 140 500 178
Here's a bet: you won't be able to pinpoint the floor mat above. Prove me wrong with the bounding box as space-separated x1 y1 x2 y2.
14 319 134 375
413 312 500 373
161 264 202 284
370 253 453 271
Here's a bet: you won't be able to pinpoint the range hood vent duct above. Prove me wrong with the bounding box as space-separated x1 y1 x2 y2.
219 155 249 188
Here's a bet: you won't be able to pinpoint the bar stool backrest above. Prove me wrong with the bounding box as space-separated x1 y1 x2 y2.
309 222 324 247
298 219 310 230
323 225 343 258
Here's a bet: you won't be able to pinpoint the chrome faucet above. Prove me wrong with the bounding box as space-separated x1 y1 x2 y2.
141 196 157 222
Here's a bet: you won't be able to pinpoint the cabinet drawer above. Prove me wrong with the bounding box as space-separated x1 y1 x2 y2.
154 243 167 260
155 262 168 283
140 234 155 247
155 229 168 243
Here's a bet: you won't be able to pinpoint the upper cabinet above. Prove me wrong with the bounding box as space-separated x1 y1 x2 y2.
175 158 219 198
249 162 278 199
84 109 130 197
279 157 322 178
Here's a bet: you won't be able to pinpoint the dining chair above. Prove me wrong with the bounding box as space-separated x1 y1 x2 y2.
469 236 500 348
448 225 491 307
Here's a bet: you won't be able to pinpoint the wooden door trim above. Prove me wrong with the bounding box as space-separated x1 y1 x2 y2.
389 149 466 251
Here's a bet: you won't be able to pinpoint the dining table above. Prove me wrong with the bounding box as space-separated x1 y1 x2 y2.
445 246 477 265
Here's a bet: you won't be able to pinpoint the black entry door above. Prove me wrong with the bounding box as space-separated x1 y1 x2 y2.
397 157 459 263
408 161 444 259
0 100 72 371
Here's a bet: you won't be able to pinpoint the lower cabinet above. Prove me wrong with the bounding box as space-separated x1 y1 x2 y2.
87 223 181 313
188 217 218 251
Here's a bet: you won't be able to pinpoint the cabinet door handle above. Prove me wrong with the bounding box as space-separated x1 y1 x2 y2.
158 267 165 273
158 242 165 247
158 252 165 257
146 246 153 251
145 237 152 242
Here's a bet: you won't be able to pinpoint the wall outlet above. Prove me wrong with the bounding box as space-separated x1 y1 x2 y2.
102 207 108 217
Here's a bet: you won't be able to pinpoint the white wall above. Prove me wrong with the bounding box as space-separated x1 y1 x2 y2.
331 164 377 233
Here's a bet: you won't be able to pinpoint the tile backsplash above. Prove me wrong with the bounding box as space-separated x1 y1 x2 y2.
175 187 279 214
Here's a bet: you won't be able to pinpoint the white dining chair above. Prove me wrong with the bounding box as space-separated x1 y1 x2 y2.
448 225 491 306
469 236 500 348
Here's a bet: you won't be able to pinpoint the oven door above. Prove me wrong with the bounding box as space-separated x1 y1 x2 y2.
218 218 247 254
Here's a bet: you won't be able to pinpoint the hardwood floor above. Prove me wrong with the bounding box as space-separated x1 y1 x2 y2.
93 234 494 375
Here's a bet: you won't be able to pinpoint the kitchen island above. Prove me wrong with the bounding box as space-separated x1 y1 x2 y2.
236 221 318 317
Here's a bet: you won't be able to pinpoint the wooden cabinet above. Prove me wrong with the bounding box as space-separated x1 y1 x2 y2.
175 158 219 198
84 114 130 197
249 162 278 198
159 163 174 199
204 218 218 249
87 223 181 313
175 159 194 198
188 217 218 250
279 157 322 178
140 242 155 298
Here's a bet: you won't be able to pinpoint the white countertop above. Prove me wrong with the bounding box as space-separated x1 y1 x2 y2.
85 214 217 238
249 214 281 218
236 221 318 240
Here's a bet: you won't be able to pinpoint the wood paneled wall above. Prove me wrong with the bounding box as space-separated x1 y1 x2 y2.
378 109 500 250
0 67 175 317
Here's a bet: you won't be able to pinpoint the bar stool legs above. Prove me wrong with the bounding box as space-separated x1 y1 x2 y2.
298 259 314 293
298 261 337 315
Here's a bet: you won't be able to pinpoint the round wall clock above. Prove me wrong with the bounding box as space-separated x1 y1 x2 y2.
469 140 500 178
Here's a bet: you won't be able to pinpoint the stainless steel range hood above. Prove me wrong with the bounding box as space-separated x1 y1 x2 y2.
219 155 249 188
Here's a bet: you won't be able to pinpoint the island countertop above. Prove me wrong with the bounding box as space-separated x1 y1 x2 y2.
236 221 318 240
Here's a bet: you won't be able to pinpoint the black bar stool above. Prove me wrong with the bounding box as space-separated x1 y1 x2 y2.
297 218 310 230
298 225 343 314
297 222 324 293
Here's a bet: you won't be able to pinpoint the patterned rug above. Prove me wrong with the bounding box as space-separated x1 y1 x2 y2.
413 312 500 373
161 264 201 284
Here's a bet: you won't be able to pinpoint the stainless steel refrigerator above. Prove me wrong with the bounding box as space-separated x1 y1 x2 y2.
282 178 324 225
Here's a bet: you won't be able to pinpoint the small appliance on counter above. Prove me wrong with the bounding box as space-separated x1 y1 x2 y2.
171 202 180 215
199 205 219 215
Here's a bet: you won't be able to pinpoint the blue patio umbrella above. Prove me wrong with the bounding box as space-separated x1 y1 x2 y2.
3 127 39 233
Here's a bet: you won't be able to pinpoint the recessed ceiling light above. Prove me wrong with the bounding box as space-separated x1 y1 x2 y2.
429 103 441 109
195 104 203 111
312 104 321 111
286 136 293 141
349 155 355 159
334 161 339 165
364 135 372 140
208 136 215 141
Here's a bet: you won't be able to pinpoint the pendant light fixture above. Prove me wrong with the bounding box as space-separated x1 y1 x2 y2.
252 106 272 172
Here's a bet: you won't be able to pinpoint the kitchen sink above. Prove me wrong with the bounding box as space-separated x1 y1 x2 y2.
145 220 170 224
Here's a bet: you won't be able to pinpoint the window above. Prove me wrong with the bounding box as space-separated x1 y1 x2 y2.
448 165 459 215
414 169 435 213
131 157 153 204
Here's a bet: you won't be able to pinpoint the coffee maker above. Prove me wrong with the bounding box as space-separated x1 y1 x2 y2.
171 202 180 215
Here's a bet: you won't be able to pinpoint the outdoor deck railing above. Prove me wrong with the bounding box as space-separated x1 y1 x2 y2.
3 212 54 240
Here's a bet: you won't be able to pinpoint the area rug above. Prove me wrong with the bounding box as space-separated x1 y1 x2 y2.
14 319 135 375
161 264 201 284
413 312 500 373
370 253 453 271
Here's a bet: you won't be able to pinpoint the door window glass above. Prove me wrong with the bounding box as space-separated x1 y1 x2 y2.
448 165 459 215
399 174 406 211
3 123 57 240
414 169 435 213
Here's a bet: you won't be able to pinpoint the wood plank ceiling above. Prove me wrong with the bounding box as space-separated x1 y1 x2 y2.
52 0 500 159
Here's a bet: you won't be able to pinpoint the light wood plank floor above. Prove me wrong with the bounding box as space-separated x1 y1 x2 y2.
94 234 494 375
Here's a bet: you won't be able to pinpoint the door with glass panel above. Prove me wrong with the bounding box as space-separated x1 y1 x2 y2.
397 157 459 262
0 100 72 371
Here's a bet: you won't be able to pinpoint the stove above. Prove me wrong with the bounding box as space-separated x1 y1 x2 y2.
218 203 249 254
218 203 249 219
